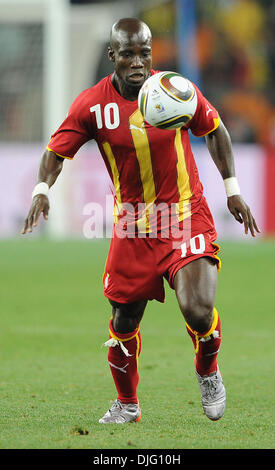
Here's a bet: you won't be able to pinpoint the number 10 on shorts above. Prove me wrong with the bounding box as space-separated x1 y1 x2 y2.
180 233 206 258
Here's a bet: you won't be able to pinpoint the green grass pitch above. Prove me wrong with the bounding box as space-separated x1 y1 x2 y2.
0 238 274 449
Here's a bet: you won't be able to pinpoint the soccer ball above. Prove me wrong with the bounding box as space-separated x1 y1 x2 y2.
138 71 197 130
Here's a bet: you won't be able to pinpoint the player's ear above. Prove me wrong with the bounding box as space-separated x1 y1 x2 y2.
108 46 115 62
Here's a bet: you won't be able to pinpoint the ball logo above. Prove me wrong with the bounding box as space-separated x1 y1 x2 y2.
138 71 197 130
155 103 165 113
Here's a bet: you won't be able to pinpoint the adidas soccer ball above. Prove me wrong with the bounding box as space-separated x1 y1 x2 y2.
138 71 197 130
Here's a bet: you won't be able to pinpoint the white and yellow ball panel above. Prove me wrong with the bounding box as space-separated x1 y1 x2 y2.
138 71 198 130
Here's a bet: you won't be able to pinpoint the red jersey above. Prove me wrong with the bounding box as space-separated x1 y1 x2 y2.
47 70 219 233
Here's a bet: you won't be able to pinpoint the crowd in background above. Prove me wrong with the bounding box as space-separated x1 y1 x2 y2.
0 0 274 147
140 0 275 148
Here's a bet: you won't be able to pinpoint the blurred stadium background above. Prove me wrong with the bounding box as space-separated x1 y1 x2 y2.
1 0 275 450
1 0 275 240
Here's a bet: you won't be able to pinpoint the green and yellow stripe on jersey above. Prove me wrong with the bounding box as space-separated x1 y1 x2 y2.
102 141 122 223
129 109 156 233
174 128 193 221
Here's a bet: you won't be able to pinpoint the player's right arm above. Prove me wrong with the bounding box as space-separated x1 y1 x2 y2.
21 88 95 235
21 150 64 234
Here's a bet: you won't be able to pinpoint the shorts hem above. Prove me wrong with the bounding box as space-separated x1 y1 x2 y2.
104 292 165 304
168 251 221 290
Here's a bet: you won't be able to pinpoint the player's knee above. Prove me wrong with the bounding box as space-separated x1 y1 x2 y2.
112 311 138 333
111 300 147 333
178 295 214 334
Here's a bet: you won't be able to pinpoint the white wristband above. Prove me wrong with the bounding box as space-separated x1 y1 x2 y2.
223 177 240 198
32 182 49 199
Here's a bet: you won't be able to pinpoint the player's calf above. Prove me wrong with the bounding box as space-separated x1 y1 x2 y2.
186 308 226 420
100 318 142 424
186 307 221 374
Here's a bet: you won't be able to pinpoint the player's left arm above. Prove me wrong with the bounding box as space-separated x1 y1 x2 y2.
205 119 260 237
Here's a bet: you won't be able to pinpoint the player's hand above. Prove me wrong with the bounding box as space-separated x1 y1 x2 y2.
227 195 260 237
21 195 50 234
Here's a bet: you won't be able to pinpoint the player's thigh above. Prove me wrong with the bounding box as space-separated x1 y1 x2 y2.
109 299 148 333
174 257 218 330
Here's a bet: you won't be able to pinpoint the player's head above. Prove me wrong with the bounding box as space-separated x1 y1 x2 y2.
108 18 152 91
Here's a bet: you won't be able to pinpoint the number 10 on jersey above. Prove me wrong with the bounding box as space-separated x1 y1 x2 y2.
90 103 120 130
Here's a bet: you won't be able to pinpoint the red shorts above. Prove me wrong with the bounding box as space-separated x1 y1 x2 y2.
102 197 221 303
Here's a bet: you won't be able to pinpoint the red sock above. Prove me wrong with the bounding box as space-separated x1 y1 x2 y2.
106 319 141 404
186 308 221 376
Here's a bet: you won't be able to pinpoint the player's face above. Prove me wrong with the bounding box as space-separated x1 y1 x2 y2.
109 33 152 94
115 42 152 86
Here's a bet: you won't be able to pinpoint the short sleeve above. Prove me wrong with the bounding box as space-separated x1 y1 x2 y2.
47 89 94 159
188 84 220 137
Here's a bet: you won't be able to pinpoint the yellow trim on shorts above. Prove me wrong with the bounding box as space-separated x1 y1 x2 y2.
212 243 222 272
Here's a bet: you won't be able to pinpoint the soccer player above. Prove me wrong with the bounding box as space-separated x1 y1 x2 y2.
22 18 260 423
